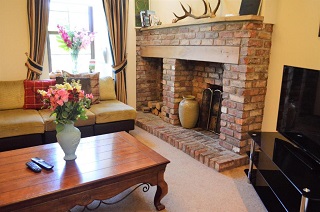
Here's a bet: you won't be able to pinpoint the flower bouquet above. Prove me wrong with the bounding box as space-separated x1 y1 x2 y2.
57 25 95 73
38 79 93 132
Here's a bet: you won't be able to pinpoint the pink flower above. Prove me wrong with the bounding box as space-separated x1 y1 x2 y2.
37 80 92 125
86 93 93 99
57 25 95 52
79 90 85 100
57 25 74 48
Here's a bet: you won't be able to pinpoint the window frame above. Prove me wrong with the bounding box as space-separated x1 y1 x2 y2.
47 6 95 73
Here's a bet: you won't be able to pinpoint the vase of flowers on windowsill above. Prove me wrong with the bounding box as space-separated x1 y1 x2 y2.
38 79 93 160
57 25 95 74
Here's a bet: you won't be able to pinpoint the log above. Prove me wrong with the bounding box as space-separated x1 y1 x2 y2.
156 102 163 111
161 111 166 117
151 108 159 116
142 106 150 113
148 101 157 109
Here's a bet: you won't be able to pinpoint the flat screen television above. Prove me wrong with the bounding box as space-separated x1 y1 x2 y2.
277 65 320 164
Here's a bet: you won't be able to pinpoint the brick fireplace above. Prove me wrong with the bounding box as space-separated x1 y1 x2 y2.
136 15 273 154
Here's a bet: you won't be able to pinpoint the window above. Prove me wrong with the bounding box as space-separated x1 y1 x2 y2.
48 0 112 77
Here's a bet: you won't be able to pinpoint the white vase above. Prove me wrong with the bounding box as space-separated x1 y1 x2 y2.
56 122 81 160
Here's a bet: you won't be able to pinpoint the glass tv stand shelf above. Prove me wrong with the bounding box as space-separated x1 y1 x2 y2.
246 132 320 212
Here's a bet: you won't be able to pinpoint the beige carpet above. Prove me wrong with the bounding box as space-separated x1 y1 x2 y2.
72 127 267 212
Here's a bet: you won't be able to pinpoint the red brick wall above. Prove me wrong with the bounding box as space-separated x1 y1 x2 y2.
136 20 273 154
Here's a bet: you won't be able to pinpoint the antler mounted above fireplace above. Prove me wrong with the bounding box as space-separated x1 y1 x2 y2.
172 0 221 23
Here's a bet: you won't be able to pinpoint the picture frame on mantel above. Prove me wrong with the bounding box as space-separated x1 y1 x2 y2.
135 0 149 27
239 0 262 16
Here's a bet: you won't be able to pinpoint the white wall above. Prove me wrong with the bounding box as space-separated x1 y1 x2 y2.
0 0 29 81
127 0 137 108
150 0 278 24
262 0 320 131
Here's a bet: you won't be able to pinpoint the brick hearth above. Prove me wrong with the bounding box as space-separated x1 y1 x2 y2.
136 15 273 156
135 112 248 172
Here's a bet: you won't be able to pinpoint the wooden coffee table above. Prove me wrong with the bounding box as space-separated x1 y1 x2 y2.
0 132 170 211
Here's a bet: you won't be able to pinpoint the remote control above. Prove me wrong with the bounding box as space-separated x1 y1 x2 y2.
31 157 54 170
26 161 42 173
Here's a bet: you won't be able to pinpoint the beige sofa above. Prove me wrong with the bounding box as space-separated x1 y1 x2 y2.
0 76 136 152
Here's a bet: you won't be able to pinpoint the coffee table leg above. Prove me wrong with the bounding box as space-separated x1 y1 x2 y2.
154 169 168 211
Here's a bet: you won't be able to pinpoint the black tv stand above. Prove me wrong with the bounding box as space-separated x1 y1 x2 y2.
246 132 320 212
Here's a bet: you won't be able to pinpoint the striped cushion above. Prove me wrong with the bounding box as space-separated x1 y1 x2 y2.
62 71 100 104
23 79 56 109
56 77 92 95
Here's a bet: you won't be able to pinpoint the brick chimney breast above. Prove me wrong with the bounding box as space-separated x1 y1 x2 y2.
136 15 273 154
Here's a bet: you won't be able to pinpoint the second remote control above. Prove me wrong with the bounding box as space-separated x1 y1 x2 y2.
26 161 42 173
31 157 54 170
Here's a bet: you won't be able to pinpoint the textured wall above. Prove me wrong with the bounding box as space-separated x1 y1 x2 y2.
136 19 273 154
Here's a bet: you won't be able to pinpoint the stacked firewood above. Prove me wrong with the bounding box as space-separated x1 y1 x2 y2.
143 101 164 117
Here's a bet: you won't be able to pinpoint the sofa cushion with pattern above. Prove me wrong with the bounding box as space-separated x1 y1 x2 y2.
23 79 56 109
62 71 100 104
56 77 92 95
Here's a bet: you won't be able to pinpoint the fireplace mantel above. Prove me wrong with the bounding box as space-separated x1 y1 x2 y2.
138 15 266 64
139 15 264 31
140 45 239 64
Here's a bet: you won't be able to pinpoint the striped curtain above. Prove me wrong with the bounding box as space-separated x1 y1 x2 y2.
102 0 129 103
25 0 50 80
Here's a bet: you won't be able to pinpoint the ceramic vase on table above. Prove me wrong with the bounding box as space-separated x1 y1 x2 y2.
56 122 81 160
178 95 199 128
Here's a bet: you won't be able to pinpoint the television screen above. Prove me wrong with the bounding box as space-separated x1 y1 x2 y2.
277 65 320 164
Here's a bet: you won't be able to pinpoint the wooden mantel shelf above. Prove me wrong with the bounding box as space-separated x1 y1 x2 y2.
138 15 268 64
140 46 240 64
139 15 264 31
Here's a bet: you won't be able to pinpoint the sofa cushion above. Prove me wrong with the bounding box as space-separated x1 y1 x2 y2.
23 79 56 109
62 71 100 104
56 77 92 95
38 109 96 131
99 76 116 100
0 109 44 138
0 80 24 110
89 100 136 124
